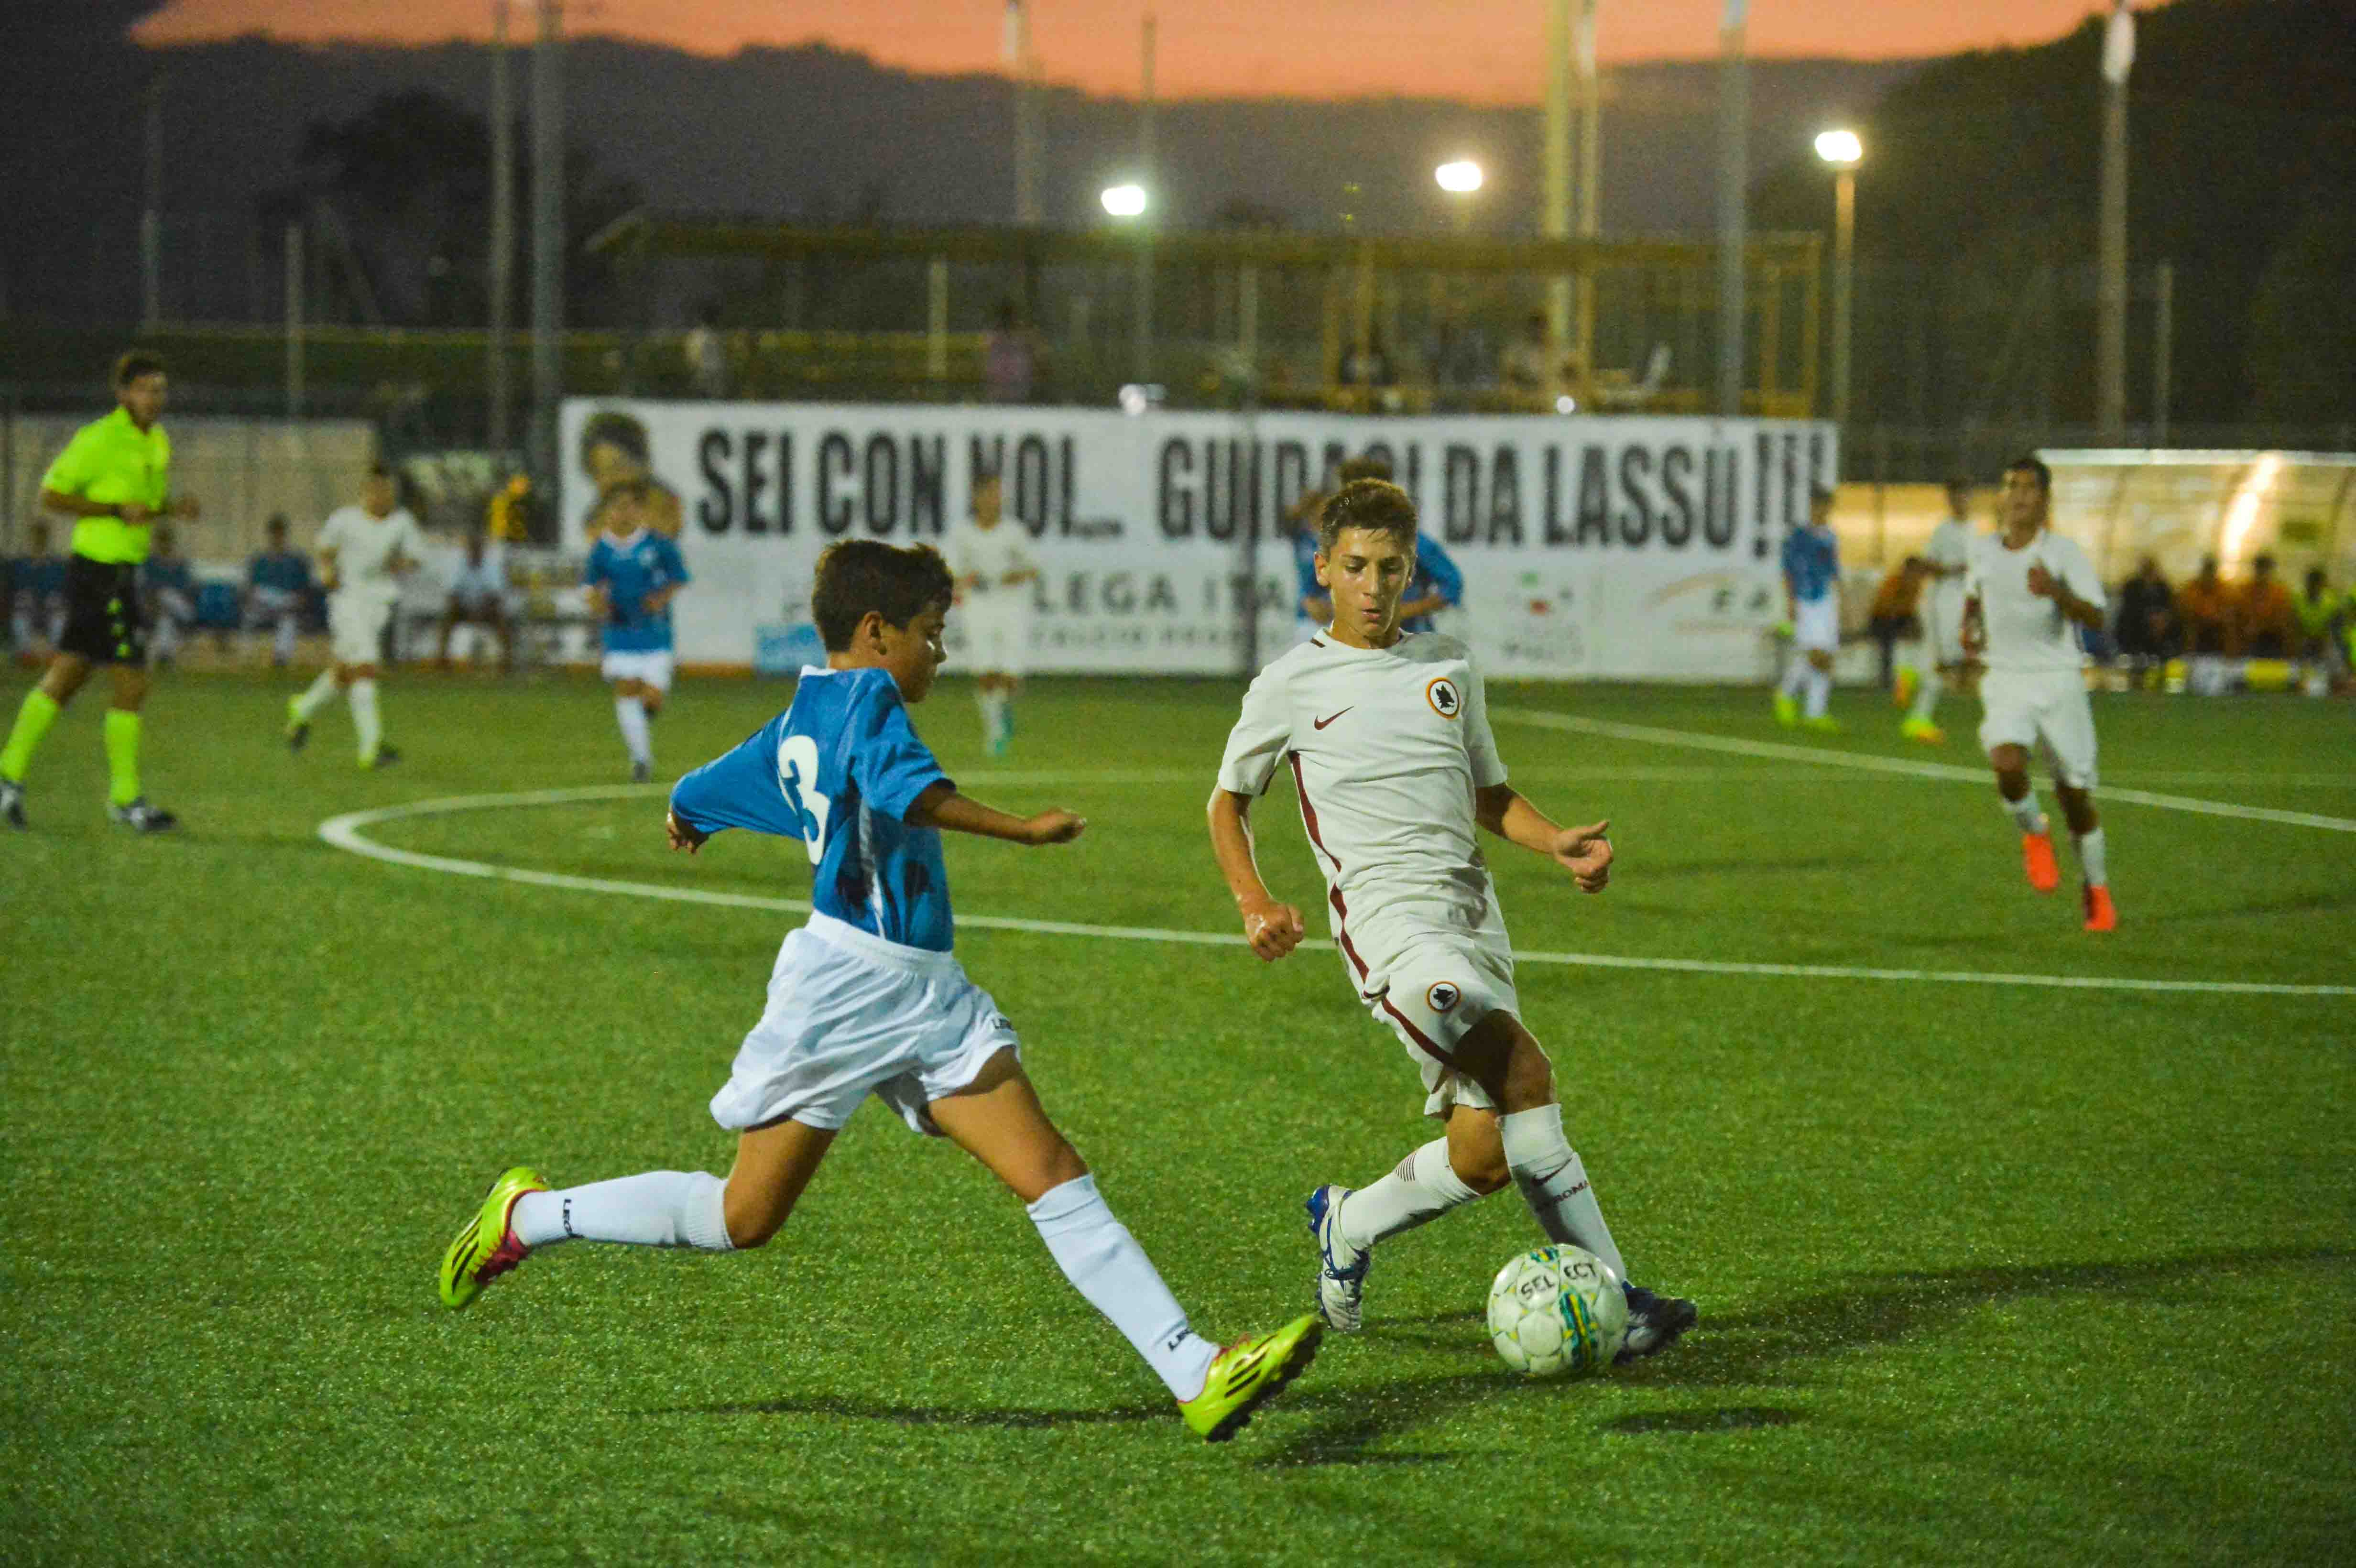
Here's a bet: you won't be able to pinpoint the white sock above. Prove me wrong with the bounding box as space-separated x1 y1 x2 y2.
614 696 653 767
1803 666 1831 719
2005 791 2049 836
1498 1104 1627 1283
1026 1175 1217 1401
512 1171 734 1251
294 669 340 720
1335 1137 1484 1251
1909 667 1943 722
350 678 382 759
273 616 297 664
979 689 1008 745
1778 657 1808 697
2074 825 2108 886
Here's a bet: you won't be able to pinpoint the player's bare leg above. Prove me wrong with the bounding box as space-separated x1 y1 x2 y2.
931 1048 1316 1436
1990 742 2061 893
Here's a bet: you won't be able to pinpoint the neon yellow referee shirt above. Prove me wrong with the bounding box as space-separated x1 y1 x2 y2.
40 407 173 565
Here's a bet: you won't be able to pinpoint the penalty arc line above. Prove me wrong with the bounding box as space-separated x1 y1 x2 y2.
1497 710 2356 834
315 788 2356 1000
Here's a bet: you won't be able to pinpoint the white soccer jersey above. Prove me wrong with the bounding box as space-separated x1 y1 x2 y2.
1217 632 1508 935
316 505 426 603
941 519 1037 608
1967 529 2107 673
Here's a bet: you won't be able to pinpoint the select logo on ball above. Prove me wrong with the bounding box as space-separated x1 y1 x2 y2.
1426 980 1461 1013
1426 677 1462 719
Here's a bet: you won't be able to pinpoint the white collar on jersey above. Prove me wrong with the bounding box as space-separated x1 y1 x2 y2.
602 527 649 549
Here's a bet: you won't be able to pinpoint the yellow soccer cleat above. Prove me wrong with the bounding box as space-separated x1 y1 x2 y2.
1900 716 1945 744
437 1166 549 1309
1178 1314 1323 1442
1772 692 1799 728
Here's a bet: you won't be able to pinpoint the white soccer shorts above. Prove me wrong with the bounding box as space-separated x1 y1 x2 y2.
1791 596 1840 653
1341 897 1522 1119
600 649 676 692
1977 668 2100 788
709 914 1020 1136
328 593 395 666
956 605 1030 677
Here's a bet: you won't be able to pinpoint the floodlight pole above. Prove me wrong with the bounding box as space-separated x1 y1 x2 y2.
530 0 565 490
1830 165 1854 426
2095 1 2133 440
489 0 516 458
1714 0 1748 417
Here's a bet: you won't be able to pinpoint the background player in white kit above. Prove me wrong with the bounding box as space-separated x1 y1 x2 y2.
1963 456 2116 932
941 471 1036 756
1901 479 1976 744
286 464 425 768
1206 478 1696 1358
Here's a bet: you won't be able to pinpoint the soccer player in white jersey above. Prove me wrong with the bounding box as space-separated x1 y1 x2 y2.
1207 478 1697 1357
285 464 425 768
1963 455 2116 932
941 471 1037 756
1901 479 1976 744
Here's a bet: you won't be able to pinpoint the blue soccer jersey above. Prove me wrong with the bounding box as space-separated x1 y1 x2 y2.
585 530 689 653
1291 531 1323 624
249 549 311 595
669 666 956 951
1781 524 1840 604
1402 533 1464 633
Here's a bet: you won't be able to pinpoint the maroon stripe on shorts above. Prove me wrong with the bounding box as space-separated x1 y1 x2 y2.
1378 993 1463 1072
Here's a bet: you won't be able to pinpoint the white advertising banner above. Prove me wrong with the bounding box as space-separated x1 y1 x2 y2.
561 400 1836 680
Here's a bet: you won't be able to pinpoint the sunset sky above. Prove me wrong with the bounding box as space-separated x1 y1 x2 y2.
133 0 2112 102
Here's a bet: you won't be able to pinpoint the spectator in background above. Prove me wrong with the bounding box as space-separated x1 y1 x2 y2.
2235 553 2297 658
1865 556 1927 692
438 532 513 672
984 301 1036 405
141 525 200 667
2175 555 2234 654
1499 312 1555 398
10 522 69 664
683 303 729 399
246 514 314 668
2292 568 2345 692
486 473 534 544
2112 555 2176 687
1342 330 1396 396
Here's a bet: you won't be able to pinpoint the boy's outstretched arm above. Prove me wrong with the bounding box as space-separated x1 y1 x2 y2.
1473 783 1612 893
907 781 1084 846
665 724 807 854
1207 788 1304 961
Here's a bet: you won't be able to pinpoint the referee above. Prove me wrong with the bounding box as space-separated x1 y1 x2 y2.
0 351 201 831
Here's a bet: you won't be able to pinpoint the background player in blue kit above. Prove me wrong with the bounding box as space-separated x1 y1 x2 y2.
1774 485 1843 732
438 537 1321 1443
583 479 688 782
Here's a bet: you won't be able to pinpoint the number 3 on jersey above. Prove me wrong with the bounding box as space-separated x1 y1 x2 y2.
776 733 832 864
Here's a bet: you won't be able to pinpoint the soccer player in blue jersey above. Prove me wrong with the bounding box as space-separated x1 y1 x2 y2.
437 537 1322 1442
1773 485 1843 732
583 479 689 783
245 515 312 667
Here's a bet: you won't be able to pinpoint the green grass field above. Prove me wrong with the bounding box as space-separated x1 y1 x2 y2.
4 668 2351 1565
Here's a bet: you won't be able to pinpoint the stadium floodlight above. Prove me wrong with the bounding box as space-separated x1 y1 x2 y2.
1434 160 1485 195
1813 129 1863 168
1101 183 1149 219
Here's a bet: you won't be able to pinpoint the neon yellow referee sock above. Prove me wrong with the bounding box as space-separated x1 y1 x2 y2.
103 708 142 806
0 688 61 783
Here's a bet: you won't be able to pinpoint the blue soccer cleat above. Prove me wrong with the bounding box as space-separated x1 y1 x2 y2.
1617 1283 1698 1362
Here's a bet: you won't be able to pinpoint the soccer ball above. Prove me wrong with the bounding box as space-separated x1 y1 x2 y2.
1486 1244 1629 1377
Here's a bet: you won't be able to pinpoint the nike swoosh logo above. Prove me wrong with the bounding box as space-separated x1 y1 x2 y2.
1313 708 1353 730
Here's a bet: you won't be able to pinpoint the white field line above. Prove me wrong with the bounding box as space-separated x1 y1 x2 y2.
1497 710 2356 834
316 789 2355 999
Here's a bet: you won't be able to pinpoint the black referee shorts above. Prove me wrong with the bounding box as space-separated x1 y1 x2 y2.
58 556 148 664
